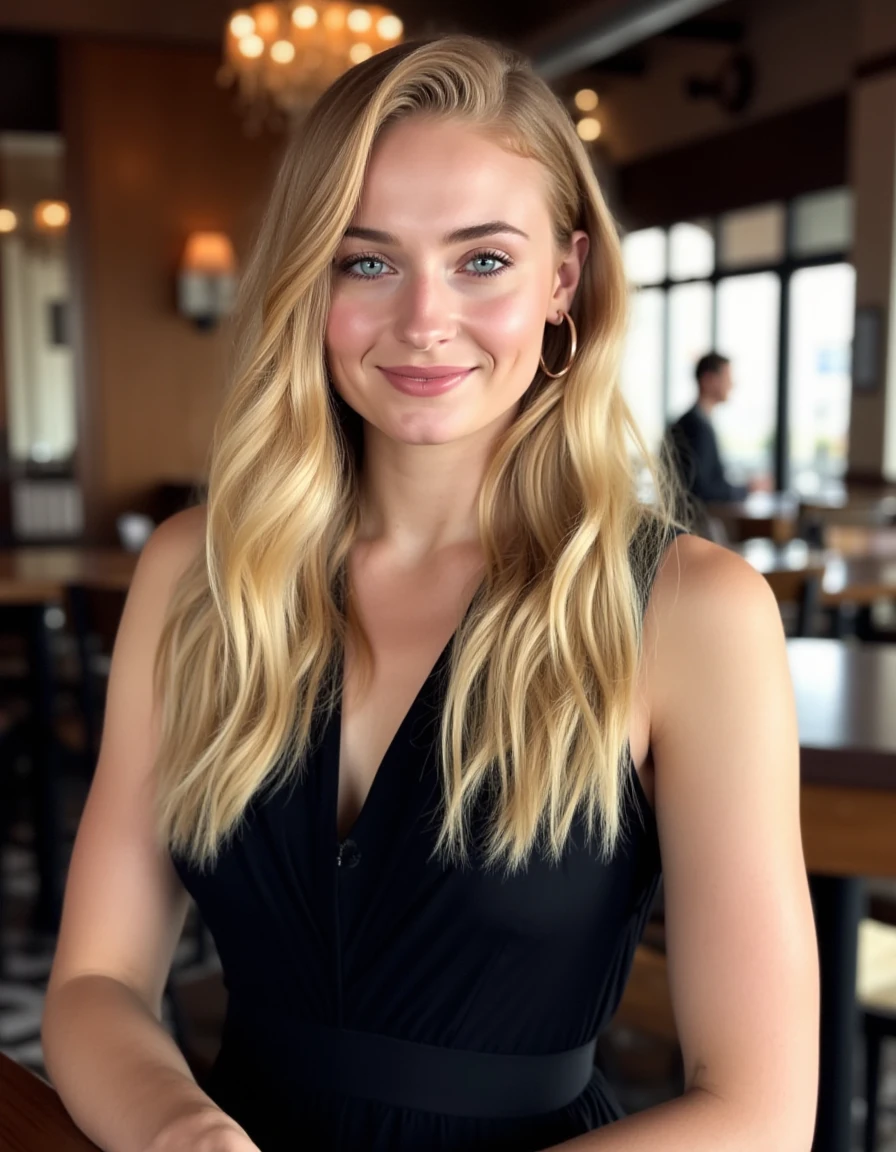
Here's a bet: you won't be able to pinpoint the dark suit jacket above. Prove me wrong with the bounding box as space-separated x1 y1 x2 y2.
667 404 748 503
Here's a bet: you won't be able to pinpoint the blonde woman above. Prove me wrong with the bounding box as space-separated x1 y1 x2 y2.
42 34 817 1152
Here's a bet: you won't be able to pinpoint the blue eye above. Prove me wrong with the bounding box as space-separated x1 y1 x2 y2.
343 256 386 278
467 253 505 275
336 248 513 281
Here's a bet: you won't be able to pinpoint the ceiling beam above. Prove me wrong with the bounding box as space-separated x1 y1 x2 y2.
522 0 730 81
661 17 744 43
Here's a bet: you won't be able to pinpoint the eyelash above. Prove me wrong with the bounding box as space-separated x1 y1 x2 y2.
335 248 514 281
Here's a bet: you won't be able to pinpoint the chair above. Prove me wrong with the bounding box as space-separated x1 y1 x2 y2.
63 584 127 768
64 582 208 1050
761 568 823 638
858 918 896 1152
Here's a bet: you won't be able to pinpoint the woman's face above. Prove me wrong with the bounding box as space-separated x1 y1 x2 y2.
325 117 589 446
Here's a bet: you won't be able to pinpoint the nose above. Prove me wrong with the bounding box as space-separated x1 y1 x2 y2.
394 272 457 350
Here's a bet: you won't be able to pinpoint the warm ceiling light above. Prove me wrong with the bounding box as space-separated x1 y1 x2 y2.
270 39 296 62
223 2 404 123
574 88 599 112
229 10 256 36
576 117 602 141
292 4 318 26
322 4 346 29
347 8 372 31
376 14 402 38
34 200 70 230
253 3 281 34
0 208 17 233
239 33 265 57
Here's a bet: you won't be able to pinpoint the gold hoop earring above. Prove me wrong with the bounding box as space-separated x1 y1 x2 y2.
539 310 578 379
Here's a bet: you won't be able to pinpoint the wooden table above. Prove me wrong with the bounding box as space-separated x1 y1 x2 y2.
0 549 138 929
788 640 896 1152
0 1052 99 1150
800 491 896 528
735 538 896 610
824 524 896 558
0 549 138 602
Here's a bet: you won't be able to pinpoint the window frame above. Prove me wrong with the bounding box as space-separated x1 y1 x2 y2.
622 193 852 490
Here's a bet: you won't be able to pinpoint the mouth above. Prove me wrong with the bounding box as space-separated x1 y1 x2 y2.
378 366 475 381
378 366 475 397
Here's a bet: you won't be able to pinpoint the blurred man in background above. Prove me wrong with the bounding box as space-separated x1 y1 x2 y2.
667 352 772 503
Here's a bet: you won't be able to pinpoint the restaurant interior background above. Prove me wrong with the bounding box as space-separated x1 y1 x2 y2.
1 0 896 1150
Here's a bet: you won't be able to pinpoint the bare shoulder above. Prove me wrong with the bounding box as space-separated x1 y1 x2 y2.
145 503 207 563
646 531 780 637
640 533 787 738
134 504 208 595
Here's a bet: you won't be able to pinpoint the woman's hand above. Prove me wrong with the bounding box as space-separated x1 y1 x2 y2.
146 1104 262 1152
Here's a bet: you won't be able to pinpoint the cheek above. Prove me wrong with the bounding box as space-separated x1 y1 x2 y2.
470 291 546 358
325 296 380 357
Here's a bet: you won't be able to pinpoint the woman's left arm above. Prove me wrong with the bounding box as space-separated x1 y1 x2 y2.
556 536 819 1151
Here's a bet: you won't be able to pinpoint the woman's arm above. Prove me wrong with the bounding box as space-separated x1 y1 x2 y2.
555 535 819 1150
42 509 259 1152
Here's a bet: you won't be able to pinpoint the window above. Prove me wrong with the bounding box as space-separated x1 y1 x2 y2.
667 282 713 422
791 189 852 257
619 189 852 491
621 288 665 451
622 227 665 287
719 203 785 269
669 221 714 280
788 264 855 490
715 273 781 482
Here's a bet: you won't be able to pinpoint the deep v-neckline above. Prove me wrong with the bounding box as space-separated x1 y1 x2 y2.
331 615 469 847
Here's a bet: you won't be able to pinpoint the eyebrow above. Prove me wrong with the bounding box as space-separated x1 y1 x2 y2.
342 221 530 245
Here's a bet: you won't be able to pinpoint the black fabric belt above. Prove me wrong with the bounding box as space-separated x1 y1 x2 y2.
225 1014 597 1119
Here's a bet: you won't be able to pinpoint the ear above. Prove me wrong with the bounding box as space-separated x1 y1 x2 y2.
547 231 590 323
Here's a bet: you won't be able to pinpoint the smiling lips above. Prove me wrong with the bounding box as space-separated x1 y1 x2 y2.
378 365 475 397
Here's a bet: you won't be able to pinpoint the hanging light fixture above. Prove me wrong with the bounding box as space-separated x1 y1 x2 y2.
220 2 404 129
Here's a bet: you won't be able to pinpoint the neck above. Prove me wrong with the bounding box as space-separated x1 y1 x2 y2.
697 394 716 417
356 415 510 562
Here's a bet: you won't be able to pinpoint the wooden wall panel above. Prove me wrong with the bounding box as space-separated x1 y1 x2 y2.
61 40 283 541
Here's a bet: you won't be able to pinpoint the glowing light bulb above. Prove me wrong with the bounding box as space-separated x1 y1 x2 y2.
229 11 255 37
576 117 602 141
34 200 70 229
376 14 402 39
239 34 265 57
293 4 318 27
271 39 296 62
574 88 599 112
347 8 372 31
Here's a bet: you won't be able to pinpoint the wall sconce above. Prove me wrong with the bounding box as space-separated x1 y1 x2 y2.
0 208 18 234
177 231 238 330
34 200 70 233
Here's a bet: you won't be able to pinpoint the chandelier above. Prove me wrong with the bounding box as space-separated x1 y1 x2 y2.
221 2 404 127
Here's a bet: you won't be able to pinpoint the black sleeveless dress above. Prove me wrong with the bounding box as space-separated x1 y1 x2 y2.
171 546 669 1152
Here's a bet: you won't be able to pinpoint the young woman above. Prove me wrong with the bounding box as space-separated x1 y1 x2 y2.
42 34 818 1152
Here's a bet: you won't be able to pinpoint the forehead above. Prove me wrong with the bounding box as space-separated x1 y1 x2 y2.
353 117 552 239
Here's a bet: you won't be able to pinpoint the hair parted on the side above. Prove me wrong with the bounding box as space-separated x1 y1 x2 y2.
152 32 680 878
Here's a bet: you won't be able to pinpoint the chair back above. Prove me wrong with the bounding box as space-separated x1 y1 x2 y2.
762 568 823 637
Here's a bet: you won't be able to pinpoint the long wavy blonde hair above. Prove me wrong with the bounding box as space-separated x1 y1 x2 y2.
153 33 676 876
